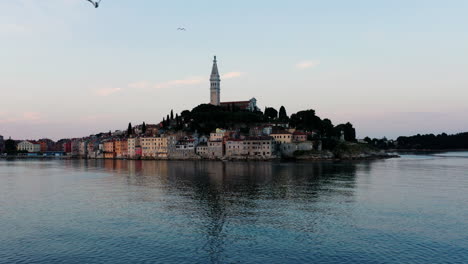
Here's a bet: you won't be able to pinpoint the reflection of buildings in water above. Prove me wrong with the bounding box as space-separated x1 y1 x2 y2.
57 159 362 262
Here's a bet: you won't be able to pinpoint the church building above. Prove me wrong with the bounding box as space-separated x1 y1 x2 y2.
209 56 258 112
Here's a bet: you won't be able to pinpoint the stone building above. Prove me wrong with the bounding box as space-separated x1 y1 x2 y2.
225 137 274 158
206 141 223 159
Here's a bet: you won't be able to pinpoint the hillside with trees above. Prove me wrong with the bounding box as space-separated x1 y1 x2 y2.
160 104 357 143
395 132 468 150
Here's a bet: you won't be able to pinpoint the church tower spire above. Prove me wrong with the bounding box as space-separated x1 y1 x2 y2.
210 56 221 106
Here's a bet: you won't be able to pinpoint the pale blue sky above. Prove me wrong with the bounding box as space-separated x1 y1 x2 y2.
1 0 467 140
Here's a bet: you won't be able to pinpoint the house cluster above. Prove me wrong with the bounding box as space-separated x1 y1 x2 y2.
60 124 318 160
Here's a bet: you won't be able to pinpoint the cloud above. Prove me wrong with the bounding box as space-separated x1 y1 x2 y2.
222 72 245 79
95 88 122 96
23 112 41 121
0 111 44 124
296 60 320 70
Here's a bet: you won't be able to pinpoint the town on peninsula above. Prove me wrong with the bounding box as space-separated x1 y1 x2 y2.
0 57 405 161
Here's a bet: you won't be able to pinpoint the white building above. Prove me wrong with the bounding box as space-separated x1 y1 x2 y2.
17 141 41 153
128 137 141 158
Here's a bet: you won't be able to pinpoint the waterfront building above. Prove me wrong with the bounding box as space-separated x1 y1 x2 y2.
71 140 80 156
87 140 101 159
17 141 41 153
127 137 141 158
114 139 128 158
103 141 115 159
170 138 198 159
62 141 72 153
79 141 88 157
195 143 209 157
207 140 224 159
270 132 293 144
279 142 314 157
225 137 274 158
141 137 169 158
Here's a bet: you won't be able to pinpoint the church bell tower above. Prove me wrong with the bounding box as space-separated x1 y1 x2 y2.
210 56 221 106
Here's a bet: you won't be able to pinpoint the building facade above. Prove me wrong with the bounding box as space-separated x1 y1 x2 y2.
128 137 141 158
141 137 169 158
103 141 115 159
271 132 293 144
17 141 41 153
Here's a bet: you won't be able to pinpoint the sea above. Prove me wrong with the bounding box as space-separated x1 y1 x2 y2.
0 153 467 263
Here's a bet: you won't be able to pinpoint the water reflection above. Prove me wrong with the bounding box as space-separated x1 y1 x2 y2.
62 160 358 262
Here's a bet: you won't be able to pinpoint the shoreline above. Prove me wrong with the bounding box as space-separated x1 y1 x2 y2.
0 154 398 162
387 149 468 153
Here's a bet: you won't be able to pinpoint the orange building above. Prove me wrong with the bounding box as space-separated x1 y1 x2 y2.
114 140 128 158
103 141 115 159
38 141 48 152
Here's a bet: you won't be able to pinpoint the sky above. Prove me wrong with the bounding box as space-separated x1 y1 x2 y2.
1 0 467 140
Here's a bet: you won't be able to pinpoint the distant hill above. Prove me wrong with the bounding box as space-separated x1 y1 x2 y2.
396 132 468 150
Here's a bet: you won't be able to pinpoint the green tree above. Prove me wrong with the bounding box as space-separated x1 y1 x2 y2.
170 110 174 120
334 122 356 142
289 109 322 131
279 106 288 121
264 107 278 120
127 122 133 136
5 138 17 155
142 122 147 134
321 118 334 138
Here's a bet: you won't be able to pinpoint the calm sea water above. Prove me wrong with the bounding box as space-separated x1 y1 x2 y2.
0 154 467 264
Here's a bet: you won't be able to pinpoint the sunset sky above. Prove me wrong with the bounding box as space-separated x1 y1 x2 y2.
1 0 467 140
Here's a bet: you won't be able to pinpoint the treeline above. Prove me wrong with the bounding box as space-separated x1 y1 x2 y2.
160 104 356 141
396 132 468 150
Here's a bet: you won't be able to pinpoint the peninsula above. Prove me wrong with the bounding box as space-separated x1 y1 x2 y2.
1 57 392 161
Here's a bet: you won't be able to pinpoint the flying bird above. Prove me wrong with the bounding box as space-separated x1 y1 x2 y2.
86 0 101 8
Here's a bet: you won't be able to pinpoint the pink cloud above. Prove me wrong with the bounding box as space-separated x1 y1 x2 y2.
222 71 245 79
95 88 122 96
296 60 320 70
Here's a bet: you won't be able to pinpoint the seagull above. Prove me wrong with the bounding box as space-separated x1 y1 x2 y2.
177 28 187 31
86 0 101 8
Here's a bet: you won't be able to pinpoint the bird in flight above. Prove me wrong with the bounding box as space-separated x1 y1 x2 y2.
177 28 187 31
86 0 101 8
